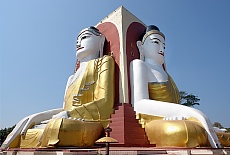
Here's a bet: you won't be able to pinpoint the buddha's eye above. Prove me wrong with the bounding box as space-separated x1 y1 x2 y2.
153 41 159 44
81 36 88 40
164 47 166 49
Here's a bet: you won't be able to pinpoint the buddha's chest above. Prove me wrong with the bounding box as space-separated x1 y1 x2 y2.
148 68 168 82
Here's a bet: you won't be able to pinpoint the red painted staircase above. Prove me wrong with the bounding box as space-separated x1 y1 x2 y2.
109 103 155 147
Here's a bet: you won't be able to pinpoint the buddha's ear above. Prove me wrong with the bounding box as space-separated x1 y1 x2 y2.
136 41 144 61
99 34 105 57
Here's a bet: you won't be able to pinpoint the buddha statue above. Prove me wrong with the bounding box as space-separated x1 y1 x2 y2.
130 25 222 148
1 26 115 148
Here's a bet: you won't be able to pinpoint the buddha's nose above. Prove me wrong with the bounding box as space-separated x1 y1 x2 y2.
160 45 164 51
159 51 164 56
76 40 81 47
160 45 165 54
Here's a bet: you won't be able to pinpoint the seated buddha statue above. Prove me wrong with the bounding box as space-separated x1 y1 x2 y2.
130 25 222 148
1 26 115 148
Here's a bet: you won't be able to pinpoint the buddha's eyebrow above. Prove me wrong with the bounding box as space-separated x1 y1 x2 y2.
78 32 92 38
150 37 165 45
150 38 161 41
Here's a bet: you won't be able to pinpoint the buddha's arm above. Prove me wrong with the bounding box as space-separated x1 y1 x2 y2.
21 108 64 134
134 99 221 148
1 108 63 148
130 59 149 106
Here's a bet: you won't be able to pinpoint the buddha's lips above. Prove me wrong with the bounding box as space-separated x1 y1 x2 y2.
159 52 164 56
77 47 84 51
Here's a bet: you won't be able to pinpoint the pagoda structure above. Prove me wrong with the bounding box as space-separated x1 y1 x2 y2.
95 6 153 146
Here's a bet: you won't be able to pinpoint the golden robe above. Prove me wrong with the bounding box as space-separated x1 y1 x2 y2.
64 55 115 124
137 74 209 147
20 55 115 148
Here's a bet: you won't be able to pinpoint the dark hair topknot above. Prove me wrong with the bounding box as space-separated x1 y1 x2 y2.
146 25 160 32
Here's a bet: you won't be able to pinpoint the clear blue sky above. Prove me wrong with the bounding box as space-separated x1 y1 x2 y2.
0 0 230 129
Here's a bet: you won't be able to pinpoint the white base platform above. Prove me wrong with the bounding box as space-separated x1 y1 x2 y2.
1 147 230 155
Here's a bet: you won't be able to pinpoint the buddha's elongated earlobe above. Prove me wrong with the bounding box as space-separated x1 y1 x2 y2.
99 34 105 57
137 40 144 61
140 52 144 61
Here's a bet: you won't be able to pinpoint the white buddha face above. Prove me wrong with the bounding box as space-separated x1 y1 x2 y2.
142 33 165 65
76 29 102 61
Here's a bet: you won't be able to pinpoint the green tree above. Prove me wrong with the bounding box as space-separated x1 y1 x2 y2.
213 122 224 129
0 125 15 145
226 128 230 132
180 91 200 107
213 122 229 132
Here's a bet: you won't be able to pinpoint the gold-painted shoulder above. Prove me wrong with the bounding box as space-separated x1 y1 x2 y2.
99 55 115 68
101 55 114 62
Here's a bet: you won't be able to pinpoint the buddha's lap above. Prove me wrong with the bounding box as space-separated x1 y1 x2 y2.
19 118 103 148
145 120 209 147
216 132 230 147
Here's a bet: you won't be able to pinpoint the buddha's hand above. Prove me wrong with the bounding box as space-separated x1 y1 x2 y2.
163 116 187 120
52 111 69 119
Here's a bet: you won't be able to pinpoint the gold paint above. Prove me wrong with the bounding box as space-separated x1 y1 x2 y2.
41 118 62 147
41 118 103 147
137 74 211 147
13 55 115 148
216 132 230 147
130 43 134 48
148 74 180 104
142 30 165 43
96 137 118 143
20 129 43 148
137 74 180 128
187 117 203 125
9 134 20 148
145 120 208 147
136 113 164 128
65 56 115 128
9 122 37 148
38 55 114 147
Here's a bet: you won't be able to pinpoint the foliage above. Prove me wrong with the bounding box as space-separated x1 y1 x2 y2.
179 91 200 107
226 128 230 132
213 122 224 129
213 122 230 132
0 125 15 145
179 92 229 132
